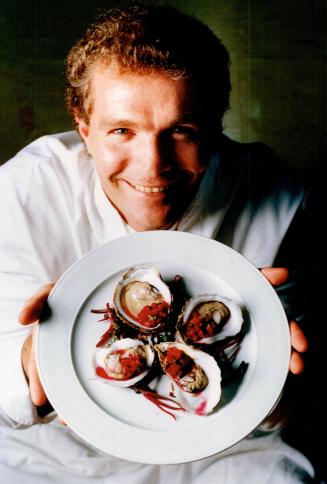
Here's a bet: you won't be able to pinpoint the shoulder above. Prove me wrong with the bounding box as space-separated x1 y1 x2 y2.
0 131 93 204
1 131 84 174
220 135 304 196
216 137 309 266
219 135 306 210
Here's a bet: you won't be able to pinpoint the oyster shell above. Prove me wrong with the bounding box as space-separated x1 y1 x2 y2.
94 338 154 387
177 294 243 345
155 341 221 415
113 267 172 333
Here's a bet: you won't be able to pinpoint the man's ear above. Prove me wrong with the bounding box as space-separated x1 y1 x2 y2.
74 110 89 141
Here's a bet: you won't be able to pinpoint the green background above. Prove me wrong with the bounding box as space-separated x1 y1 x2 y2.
0 0 325 178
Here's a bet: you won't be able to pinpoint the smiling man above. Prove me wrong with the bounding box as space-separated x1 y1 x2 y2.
77 67 210 231
0 4 314 483
65 6 229 234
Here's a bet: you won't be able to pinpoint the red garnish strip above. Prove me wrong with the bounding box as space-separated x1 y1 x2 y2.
227 344 241 364
218 334 243 349
91 302 111 314
135 388 185 420
91 303 120 347
96 324 116 347
217 338 242 364
91 303 118 322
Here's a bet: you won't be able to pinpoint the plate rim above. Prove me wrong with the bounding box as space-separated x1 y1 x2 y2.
36 230 291 464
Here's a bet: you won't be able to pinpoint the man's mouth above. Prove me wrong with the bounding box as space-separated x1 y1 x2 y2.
120 175 192 195
129 182 170 193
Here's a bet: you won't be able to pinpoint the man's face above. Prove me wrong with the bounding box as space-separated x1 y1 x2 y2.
77 65 213 231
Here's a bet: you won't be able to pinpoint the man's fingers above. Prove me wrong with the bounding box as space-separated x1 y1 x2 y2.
28 356 48 406
19 285 53 408
21 333 32 378
19 283 55 325
261 269 308 376
290 351 304 375
261 267 289 287
28 327 48 406
290 320 308 353
289 321 307 375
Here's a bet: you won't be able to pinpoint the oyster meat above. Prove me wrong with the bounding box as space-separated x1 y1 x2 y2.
114 267 172 333
178 294 243 344
155 341 221 415
94 338 155 387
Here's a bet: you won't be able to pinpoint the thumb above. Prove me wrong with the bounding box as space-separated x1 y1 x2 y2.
28 326 48 406
261 267 289 287
19 283 55 324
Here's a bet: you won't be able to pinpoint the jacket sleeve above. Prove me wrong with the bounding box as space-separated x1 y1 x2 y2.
0 166 51 427
273 188 316 332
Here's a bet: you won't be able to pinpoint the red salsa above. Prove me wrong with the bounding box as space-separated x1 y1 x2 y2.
125 301 169 328
112 349 146 380
97 349 147 381
163 347 194 380
184 310 220 343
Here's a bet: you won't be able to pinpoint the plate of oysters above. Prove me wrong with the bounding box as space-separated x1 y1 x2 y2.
36 231 291 464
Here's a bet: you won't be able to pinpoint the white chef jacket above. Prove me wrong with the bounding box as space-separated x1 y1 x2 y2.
0 131 314 482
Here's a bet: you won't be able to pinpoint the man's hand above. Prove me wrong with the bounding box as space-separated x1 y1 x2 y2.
261 267 308 375
18 269 306 409
19 283 55 407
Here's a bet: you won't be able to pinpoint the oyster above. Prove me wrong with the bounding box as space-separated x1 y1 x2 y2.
155 342 221 415
113 267 172 333
94 338 155 387
177 294 243 345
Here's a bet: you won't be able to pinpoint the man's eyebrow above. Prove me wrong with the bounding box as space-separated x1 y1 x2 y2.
98 113 202 130
170 113 201 125
98 117 139 129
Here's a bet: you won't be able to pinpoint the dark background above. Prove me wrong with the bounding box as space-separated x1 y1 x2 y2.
0 0 325 480
0 0 325 176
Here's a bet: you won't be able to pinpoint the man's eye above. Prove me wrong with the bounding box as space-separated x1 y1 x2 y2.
171 126 199 140
172 126 190 135
112 128 129 135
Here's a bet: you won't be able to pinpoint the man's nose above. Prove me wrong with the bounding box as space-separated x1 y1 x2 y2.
137 135 172 177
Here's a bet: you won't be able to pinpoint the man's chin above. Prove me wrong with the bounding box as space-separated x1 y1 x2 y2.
125 212 178 232
129 221 176 232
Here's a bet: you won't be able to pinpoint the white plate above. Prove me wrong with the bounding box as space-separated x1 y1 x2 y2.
36 231 290 464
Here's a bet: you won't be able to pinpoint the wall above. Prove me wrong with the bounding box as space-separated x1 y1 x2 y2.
0 0 325 177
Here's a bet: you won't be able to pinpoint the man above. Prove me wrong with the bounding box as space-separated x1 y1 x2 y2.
0 5 314 483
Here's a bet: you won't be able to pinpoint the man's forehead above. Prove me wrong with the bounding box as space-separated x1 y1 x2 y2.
92 61 134 80
89 64 205 122
90 62 202 100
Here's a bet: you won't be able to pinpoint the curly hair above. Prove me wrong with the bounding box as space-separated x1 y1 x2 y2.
65 4 231 131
